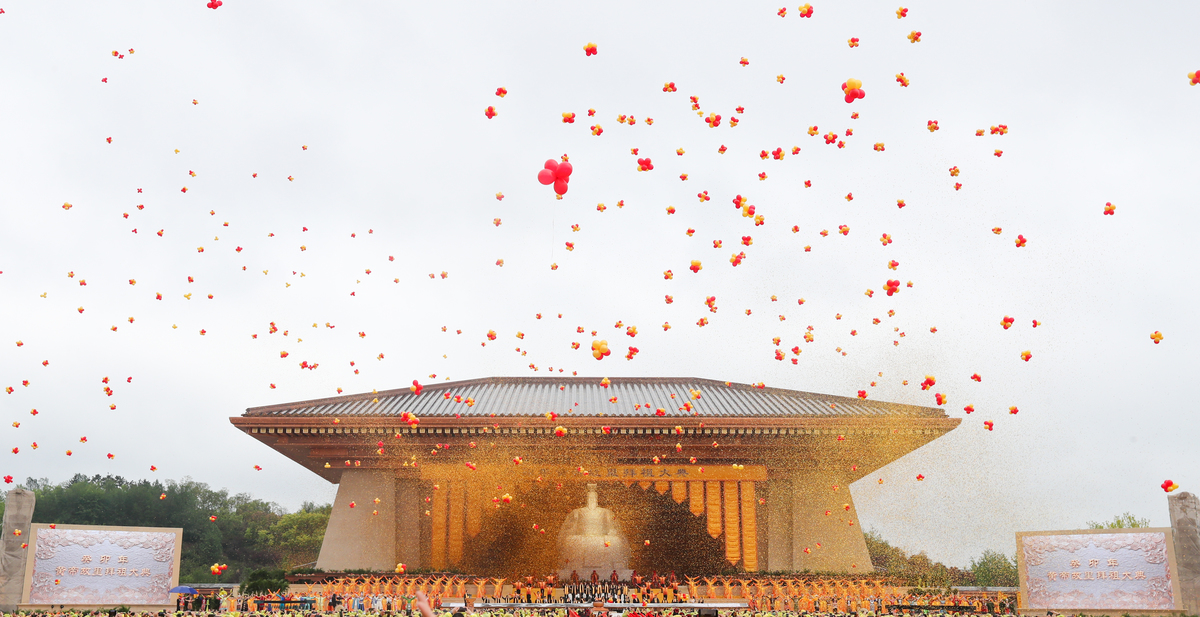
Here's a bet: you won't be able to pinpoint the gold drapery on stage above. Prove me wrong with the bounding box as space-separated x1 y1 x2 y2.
672 481 688 504
705 481 723 538
422 474 763 572
689 481 705 516
723 481 740 564
741 481 758 571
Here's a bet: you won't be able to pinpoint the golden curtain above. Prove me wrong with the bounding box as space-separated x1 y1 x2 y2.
741 481 757 571
689 481 705 516
671 481 688 504
723 481 740 564
705 481 722 538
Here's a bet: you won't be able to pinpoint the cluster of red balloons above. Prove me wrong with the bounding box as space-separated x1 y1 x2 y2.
206 0 222 8
537 159 573 195
841 78 865 103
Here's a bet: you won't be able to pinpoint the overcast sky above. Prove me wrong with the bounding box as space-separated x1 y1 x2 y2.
1 0 1198 567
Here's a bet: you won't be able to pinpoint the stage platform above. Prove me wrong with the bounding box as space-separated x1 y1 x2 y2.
442 602 748 610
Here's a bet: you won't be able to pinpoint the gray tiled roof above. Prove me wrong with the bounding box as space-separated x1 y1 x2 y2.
243 377 946 419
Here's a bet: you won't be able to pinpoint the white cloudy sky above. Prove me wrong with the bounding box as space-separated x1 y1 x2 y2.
1 0 1198 567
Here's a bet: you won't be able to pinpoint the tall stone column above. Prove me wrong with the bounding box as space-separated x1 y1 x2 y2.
0 489 35 611
1168 491 1200 615
316 469 396 571
790 474 873 573
395 479 422 570
766 479 793 572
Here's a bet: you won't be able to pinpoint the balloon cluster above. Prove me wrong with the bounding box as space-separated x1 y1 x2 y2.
537 159 573 195
210 563 228 576
841 78 866 104
591 339 610 360
206 0 222 8
1191 71 1200 86
1163 479 1179 492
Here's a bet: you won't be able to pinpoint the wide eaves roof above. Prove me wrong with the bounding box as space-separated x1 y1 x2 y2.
243 376 946 419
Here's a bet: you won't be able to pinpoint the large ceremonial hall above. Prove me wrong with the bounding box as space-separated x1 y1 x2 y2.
231 377 959 577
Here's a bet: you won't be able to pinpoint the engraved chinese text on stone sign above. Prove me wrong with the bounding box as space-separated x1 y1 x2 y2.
1021 532 1174 610
28 529 176 605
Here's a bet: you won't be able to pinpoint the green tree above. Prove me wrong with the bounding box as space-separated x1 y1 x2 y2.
864 529 911 578
863 529 974 586
239 569 290 595
1086 512 1151 529
264 509 329 569
969 549 1018 587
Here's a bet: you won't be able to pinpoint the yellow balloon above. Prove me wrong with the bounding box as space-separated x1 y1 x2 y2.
846 78 862 90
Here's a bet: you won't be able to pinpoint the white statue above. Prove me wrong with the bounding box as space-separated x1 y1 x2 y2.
557 483 632 581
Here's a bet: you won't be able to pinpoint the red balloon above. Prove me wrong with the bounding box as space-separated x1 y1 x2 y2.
554 179 569 195
555 161 573 179
544 159 559 172
844 93 855 104
841 82 847 91
855 89 865 99
537 169 555 185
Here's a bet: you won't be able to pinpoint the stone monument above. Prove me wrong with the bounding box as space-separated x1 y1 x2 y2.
557 483 632 581
0 488 36 612
1169 491 1200 616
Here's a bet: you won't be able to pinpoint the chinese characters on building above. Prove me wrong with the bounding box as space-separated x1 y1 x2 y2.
55 555 151 578
1046 558 1146 582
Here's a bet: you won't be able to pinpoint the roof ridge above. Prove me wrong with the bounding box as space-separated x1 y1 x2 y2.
242 376 946 419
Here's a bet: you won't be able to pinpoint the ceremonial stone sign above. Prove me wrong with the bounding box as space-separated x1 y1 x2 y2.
1016 528 1182 613
19 524 182 609
1167 492 1200 616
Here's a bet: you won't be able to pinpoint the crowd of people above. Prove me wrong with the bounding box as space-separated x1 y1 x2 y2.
559 582 630 604
162 584 1018 616
160 569 1024 617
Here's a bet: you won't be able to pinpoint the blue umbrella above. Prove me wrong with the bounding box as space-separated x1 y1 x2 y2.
169 586 199 595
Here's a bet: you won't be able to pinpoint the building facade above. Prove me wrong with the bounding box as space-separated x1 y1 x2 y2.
231 377 959 575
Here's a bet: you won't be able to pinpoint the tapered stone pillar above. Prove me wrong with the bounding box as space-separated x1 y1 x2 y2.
766 479 793 572
790 474 873 572
396 479 422 570
316 470 396 571
1168 492 1200 616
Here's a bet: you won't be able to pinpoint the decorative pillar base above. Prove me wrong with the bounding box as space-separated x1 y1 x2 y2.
790 474 874 573
316 469 396 571
396 479 422 570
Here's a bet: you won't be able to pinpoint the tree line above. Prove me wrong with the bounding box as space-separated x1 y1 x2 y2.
864 530 1018 588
